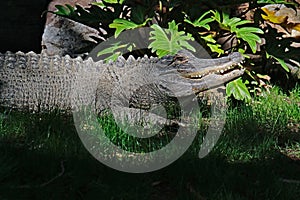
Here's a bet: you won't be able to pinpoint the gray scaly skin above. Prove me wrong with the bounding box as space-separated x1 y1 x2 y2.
0 50 244 115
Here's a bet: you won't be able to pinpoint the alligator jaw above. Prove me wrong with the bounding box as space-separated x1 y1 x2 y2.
178 52 245 79
157 51 245 97
181 60 244 79
183 52 245 93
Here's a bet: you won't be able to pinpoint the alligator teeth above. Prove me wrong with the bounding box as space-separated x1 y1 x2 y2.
220 70 224 73
191 73 205 78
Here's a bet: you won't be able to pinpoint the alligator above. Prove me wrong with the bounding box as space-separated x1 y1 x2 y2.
0 50 244 123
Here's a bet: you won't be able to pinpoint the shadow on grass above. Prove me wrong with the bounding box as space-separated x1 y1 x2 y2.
1 84 300 200
0 140 300 200
0 111 299 200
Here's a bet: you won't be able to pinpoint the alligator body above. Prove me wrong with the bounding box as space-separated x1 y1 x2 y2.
0 50 244 114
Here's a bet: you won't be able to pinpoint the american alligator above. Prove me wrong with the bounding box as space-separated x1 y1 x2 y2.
0 50 244 118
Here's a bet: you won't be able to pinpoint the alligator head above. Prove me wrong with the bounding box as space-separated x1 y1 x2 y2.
151 50 245 97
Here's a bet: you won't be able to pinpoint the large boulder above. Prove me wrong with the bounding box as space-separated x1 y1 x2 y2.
42 0 100 56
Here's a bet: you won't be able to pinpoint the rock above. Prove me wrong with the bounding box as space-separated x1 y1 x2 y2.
42 0 100 56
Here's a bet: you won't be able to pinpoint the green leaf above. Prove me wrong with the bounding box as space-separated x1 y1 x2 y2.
149 24 177 56
245 69 256 81
201 35 224 55
207 43 224 55
149 21 195 57
272 56 290 72
238 27 264 34
104 52 122 62
233 20 252 27
257 0 297 5
109 18 151 38
237 48 245 54
109 19 138 38
235 27 263 53
55 4 74 15
201 34 216 43
227 17 242 27
184 10 214 30
102 0 124 4
97 42 131 62
211 10 221 23
266 51 290 72
92 0 124 7
97 42 123 56
65 4 75 13
226 78 251 102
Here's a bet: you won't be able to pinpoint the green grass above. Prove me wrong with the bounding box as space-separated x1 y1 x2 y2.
0 85 299 199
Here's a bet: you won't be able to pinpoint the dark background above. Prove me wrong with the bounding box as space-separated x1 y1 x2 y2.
0 0 50 53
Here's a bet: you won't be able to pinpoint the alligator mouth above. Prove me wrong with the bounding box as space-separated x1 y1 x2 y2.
169 51 245 80
179 62 244 79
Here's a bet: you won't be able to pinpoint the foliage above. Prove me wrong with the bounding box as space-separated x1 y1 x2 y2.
211 10 264 53
257 0 297 5
184 11 225 55
149 21 195 57
266 52 290 72
50 0 300 102
184 10 214 30
109 18 152 38
97 41 134 61
226 78 251 102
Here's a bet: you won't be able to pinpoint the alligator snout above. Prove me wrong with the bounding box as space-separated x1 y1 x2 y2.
228 52 244 64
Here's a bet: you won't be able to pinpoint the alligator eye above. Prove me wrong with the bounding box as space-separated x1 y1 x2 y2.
175 55 185 61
